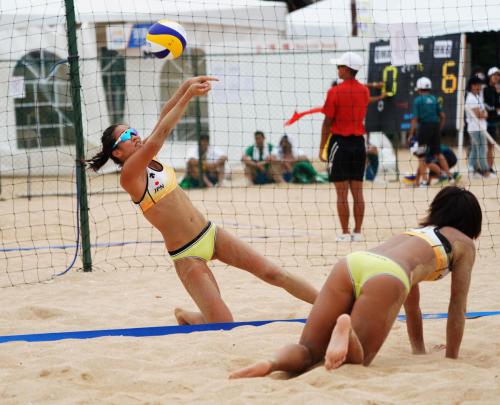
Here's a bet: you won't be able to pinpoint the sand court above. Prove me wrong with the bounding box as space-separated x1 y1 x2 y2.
1 172 500 403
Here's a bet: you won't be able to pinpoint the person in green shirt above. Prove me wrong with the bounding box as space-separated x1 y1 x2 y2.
241 131 281 184
408 77 452 186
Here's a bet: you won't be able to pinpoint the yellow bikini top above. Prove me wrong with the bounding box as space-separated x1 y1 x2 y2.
133 158 177 213
404 226 453 281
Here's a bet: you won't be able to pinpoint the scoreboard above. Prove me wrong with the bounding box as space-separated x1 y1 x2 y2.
365 34 462 134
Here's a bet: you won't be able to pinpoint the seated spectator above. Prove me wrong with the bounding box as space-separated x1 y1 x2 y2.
241 131 280 185
276 134 327 184
403 140 461 186
365 142 379 181
180 134 227 189
427 145 461 184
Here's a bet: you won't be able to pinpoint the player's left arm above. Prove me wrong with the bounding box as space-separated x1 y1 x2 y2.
320 90 336 161
404 284 426 354
446 240 475 359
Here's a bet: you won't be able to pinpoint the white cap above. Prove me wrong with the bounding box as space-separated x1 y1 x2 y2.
415 77 432 90
330 52 363 71
488 67 500 76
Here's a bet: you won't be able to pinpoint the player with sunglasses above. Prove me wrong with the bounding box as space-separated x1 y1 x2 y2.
87 76 318 325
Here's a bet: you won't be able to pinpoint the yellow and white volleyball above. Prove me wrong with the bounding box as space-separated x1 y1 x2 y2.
145 20 187 60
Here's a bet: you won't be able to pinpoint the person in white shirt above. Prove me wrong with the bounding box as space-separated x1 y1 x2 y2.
465 77 491 177
185 134 228 187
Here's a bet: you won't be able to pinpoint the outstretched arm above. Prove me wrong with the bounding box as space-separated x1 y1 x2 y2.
446 241 475 359
121 79 215 184
403 284 426 354
146 76 217 142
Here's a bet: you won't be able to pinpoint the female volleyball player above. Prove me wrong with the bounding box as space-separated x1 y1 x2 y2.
230 186 481 378
87 76 318 325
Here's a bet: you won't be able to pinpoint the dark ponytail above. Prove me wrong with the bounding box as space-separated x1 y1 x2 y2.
86 124 124 172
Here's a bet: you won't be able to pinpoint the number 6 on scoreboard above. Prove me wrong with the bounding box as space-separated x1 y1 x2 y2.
441 61 457 94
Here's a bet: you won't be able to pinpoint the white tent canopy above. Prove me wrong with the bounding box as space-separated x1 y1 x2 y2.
287 0 500 39
286 0 352 39
1 0 287 32
372 0 500 38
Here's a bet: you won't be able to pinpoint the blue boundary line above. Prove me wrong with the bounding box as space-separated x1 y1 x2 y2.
0 240 165 253
1 311 499 344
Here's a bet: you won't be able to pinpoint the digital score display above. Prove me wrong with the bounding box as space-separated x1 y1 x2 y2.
365 34 462 134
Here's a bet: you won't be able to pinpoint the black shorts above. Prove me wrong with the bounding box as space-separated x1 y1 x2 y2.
487 123 498 141
416 122 440 157
327 134 366 182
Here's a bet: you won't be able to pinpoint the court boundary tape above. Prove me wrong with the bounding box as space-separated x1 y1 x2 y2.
1 311 499 344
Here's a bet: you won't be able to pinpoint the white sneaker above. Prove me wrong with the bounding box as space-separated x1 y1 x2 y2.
335 233 352 242
351 233 364 242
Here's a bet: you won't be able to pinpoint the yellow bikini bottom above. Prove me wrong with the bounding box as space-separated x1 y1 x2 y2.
346 251 411 299
168 222 216 262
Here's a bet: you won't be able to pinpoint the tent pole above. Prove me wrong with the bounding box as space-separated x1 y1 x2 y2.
456 33 467 173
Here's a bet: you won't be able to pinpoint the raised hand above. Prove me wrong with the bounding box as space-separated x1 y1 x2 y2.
187 81 213 97
185 76 219 87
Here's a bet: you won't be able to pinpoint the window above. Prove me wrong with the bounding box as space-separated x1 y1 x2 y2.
13 50 74 149
160 48 208 142
100 48 126 123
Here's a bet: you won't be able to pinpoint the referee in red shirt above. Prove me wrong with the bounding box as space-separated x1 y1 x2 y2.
320 52 369 242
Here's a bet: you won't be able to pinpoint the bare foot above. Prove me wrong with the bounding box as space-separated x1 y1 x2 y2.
229 360 274 379
174 308 206 325
324 314 351 370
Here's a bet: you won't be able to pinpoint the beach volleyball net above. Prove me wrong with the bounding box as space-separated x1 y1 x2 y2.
1 0 499 287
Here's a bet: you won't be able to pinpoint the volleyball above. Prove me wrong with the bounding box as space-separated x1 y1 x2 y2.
145 20 187 60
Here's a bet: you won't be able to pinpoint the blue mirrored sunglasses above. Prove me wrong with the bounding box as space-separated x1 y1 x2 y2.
113 128 138 149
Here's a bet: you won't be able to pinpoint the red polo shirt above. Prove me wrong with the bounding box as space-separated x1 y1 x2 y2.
323 79 370 136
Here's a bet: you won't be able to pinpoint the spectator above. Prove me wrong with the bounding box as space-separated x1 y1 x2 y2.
276 134 327 184
241 130 280 185
427 145 461 184
181 134 227 188
465 77 491 178
483 67 500 174
466 67 487 91
408 77 451 187
403 142 461 185
321 52 370 242
365 142 379 182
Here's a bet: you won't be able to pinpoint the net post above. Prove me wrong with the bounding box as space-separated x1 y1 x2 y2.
65 0 92 272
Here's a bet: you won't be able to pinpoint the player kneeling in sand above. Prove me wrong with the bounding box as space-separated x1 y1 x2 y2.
87 76 318 325
230 186 481 378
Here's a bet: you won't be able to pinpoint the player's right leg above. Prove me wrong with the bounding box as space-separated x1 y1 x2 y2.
173 257 233 324
230 261 354 379
333 273 408 367
213 227 318 304
334 180 350 235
